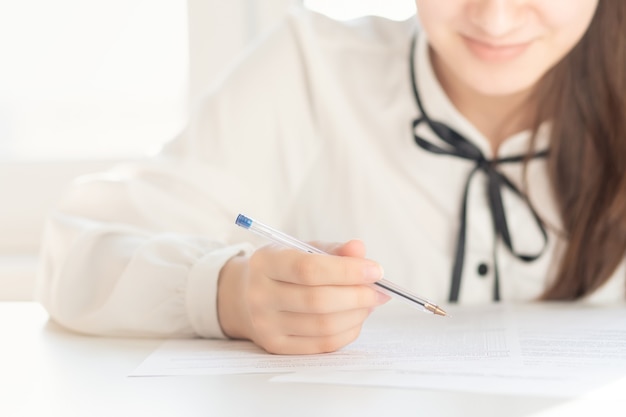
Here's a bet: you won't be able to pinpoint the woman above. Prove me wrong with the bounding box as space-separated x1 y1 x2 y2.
37 0 625 354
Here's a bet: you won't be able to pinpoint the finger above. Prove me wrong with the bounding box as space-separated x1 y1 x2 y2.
254 247 383 286
278 308 372 337
332 239 367 258
313 239 367 258
272 282 390 313
262 324 364 355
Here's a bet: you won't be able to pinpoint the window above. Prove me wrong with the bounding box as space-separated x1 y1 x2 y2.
303 0 416 21
0 0 188 161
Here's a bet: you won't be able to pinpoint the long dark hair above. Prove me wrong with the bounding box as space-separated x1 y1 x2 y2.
535 0 626 299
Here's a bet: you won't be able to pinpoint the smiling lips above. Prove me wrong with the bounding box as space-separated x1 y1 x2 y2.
462 36 532 62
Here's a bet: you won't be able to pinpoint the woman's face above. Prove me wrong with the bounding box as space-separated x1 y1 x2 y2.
416 0 599 96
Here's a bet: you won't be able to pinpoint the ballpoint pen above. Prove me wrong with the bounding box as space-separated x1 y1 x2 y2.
235 214 448 317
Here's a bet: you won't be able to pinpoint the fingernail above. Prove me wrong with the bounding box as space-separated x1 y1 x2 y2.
376 292 392 304
365 264 384 282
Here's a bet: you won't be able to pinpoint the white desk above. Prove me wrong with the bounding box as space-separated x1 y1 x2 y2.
1 302 625 417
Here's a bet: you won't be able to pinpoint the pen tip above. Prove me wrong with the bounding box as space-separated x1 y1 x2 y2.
434 307 448 317
425 304 449 317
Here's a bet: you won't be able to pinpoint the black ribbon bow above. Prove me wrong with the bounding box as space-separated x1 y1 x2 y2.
409 34 549 302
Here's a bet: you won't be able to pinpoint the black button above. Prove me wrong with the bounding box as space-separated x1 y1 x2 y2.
477 263 489 276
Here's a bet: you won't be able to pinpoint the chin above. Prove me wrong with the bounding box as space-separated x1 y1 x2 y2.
436 46 546 98
458 69 542 97
471 81 535 97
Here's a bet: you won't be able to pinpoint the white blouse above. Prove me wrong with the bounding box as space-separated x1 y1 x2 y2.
36 6 625 339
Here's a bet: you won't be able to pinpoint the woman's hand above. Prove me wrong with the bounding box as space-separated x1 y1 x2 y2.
217 239 389 354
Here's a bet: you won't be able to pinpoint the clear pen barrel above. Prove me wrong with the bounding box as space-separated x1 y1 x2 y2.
373 279 433 313
236 214 325 254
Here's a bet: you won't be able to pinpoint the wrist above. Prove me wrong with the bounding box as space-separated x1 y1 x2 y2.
217 255 253 340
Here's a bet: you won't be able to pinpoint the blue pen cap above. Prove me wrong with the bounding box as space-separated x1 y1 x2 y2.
235 214 253 229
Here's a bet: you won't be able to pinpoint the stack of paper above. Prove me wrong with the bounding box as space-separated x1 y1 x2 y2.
131 303 626 397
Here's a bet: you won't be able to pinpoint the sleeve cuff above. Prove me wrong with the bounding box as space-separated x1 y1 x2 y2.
185 243 253 338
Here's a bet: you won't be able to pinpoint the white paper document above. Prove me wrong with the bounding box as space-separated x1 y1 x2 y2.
131 303 626 397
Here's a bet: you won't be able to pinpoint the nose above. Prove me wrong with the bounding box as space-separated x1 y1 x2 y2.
469 0 526 38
